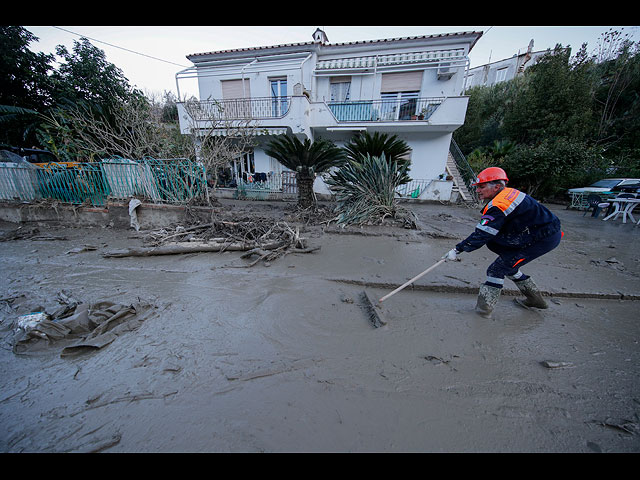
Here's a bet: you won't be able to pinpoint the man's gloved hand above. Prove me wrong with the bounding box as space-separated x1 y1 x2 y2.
442 248 461 262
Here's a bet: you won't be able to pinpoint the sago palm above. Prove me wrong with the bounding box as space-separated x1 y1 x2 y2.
325 153 415 227
342 131 412 186
265 134 345 209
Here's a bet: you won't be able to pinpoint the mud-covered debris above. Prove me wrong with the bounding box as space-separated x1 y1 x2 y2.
340 295 354 304
598 418 639 435
66 245 98 254
0 226 40 241
540 360 574 369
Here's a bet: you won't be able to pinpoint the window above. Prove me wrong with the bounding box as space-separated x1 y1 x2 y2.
495 67 508 83
380 91 419 120
221 79 250 99
330 77 351 102
270 78 288 116
221 79 251 117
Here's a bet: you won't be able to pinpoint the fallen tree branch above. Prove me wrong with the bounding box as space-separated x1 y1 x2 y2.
103 240 284 258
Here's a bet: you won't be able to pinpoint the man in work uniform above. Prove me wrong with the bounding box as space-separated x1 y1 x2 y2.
443 167 562 318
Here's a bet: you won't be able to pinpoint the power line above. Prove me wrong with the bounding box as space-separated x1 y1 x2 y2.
51 26 190 68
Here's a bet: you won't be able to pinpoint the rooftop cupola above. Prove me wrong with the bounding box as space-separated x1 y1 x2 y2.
313 28 329 44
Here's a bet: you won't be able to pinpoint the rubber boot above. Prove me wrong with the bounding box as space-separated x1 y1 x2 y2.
514 277 548 309
475 284 502 318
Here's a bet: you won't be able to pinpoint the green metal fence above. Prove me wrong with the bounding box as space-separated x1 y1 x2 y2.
0 157 207 206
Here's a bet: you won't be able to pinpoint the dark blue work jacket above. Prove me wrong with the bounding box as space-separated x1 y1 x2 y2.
456 187 561 253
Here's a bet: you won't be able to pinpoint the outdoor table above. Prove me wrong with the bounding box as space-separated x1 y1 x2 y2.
602 197 640 223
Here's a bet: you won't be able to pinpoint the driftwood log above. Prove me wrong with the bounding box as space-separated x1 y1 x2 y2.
103 240 284 258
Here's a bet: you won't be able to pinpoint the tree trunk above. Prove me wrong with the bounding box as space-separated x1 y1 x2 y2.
296 173 315 209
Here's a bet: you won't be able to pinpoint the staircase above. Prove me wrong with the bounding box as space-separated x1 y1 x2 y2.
446 153 476 205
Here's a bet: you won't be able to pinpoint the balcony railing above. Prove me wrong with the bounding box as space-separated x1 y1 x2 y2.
327 97 444 122
180 95 445 125
184 96 292 121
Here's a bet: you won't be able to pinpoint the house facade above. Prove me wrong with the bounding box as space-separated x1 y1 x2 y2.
465 39 548 89
176 28 483 201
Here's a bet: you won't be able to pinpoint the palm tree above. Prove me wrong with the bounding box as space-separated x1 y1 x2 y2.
342 131 412 186
325 153 413 226
265 134 345 209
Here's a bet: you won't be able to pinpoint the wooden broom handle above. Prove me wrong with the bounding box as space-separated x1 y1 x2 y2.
379 258 446 303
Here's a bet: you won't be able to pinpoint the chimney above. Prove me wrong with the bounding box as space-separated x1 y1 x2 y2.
313 28 328 44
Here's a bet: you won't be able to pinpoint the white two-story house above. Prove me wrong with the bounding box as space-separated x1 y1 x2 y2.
176 28 483 201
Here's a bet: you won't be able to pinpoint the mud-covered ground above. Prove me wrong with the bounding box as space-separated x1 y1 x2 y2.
1 199 639 452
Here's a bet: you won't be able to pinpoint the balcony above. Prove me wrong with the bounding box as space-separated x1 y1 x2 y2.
182 96 292 121
327 97 444 122
178 95 468 136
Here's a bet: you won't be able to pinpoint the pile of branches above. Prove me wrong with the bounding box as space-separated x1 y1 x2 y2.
103 214 319 266
284 203 336 226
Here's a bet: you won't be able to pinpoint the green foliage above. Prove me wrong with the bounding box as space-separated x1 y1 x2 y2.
0 28 186 162
325 153 414 226
265 134 345 208
454 79 523 154
49 37 142 111
502 138 608 198
264 135 345 176
0 27 55 145
455 29 640 198
502 45 595 145
342 131 412 185
0 26 54 110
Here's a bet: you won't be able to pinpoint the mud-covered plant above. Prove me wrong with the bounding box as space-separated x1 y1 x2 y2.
325 153 416 227
343 131 412 186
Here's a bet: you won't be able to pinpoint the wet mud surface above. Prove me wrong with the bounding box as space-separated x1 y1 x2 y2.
1 200 639 452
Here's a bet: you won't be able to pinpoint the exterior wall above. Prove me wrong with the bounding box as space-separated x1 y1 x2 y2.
465 50 548 89
178 31 483 202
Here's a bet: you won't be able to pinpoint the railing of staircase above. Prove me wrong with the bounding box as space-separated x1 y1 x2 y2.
449 137 479 204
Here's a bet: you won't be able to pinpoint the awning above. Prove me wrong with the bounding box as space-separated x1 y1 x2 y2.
200 127 288 137
315 49 466 72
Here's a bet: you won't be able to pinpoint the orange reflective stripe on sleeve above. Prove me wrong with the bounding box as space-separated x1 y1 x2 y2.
512 258 526 268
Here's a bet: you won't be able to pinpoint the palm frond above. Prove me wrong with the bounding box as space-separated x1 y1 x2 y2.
343 131 412 185
325 153 415 227
265 135 345 174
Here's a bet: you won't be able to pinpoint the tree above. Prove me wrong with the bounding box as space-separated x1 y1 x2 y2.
181 97 264 195
0 26 54 146
265 135 345 209
591 29 640 162
502 45 595 145
38 97 190 161
342 131 412 186
502 138 607 198
50 37 141 111
453 79 522 155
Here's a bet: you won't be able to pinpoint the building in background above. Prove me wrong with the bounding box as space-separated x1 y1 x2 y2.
176 28 483 201
464 40 549 89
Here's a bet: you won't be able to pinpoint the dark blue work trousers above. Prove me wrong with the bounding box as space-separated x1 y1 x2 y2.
484 230 562 288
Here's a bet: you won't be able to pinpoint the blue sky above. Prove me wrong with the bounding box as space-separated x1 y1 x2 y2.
23 26 640 99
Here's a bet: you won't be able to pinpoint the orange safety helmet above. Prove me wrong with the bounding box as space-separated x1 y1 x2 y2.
471 167 509 186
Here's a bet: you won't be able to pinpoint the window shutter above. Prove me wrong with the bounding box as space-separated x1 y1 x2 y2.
221 79 251 99
380 71 423 92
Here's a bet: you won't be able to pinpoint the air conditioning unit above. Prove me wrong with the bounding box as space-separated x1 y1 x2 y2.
437 62 455 80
